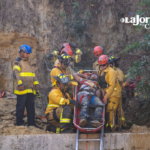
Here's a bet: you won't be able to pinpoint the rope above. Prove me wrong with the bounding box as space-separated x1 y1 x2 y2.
24 112 46 120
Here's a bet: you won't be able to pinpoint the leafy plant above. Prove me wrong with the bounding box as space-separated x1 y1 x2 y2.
64 2 91 40
122 0 150 122
60 10 66 18
72 2 79 9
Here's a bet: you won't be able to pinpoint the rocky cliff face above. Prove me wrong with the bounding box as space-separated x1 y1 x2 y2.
0 0 141 92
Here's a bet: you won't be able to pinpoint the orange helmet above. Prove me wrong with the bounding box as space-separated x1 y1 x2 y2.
61 43 71 50
93 46 103 56
60 48 73 56
98 55 109 65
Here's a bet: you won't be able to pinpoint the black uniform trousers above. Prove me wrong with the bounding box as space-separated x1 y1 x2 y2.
16 93 35 126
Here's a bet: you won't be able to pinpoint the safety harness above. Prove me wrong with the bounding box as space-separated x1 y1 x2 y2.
98 72 109 89
77 80 99 105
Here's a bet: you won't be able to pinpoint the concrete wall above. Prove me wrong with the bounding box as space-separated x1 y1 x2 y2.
0 133 150 150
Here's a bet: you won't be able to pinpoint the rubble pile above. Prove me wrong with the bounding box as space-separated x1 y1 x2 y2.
0 97 51 135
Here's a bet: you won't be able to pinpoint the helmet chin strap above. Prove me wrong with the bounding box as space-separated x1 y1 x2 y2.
61 62 67 70
59 84 66 92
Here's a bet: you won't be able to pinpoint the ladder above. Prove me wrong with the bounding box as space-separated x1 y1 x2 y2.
75 127 104 150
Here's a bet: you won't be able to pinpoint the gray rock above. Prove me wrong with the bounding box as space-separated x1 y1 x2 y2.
0 112 4 116
1 115 14 120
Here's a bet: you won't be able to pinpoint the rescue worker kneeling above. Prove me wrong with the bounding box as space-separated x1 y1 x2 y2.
73 73 103 128
45 73 78 133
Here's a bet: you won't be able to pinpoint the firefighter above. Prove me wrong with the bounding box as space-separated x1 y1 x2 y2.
108 56 126 129
50 53 74 87
47 43 82 69
13 44 40 127
98 55 121 132
59 48 75 74
45 73 78 133
93 46 104 72
61 43 83 67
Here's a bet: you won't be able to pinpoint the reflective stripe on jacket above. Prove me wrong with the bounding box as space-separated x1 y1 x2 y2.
45 87 71 115
13 57 39 95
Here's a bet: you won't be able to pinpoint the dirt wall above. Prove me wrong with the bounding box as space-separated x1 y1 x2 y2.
0 0 141 92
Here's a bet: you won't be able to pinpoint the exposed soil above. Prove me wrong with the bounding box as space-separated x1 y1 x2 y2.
0 97 53 135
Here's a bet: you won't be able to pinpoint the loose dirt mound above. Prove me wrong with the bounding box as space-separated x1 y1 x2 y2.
0 97 52 135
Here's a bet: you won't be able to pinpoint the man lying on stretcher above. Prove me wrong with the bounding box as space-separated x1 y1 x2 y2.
73 73 103 128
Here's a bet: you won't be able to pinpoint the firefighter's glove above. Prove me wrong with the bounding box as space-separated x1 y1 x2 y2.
78 70 83 74
47 54 53 60
69 99 79 107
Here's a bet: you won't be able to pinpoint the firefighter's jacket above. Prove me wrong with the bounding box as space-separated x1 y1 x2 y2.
50 64 73 87
13 57 39 95
93 60 99 71
45 87 71 115
114 67 124 87
99 66 121 100
74 48 83 64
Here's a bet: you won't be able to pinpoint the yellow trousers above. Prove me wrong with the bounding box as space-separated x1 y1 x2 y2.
106 97 119 131
117 96 126 127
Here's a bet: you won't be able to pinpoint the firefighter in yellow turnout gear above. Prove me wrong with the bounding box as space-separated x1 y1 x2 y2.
108 56 126 129
47 43 83 69
50 53 74 87
98 55 122 132
45 73 78 133
13 44 40 127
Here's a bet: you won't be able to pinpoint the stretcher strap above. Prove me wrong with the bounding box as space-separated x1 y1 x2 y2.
79 94 91 104
79 94 86 104
79 104 105 107
91 96 95 105
75 115 103 121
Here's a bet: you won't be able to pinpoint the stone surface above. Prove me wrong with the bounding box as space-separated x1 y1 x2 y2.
23 117 28 124
0 0 142 93
1 115 14 120
0 112 4 116
0 133 150 150
2 121 10 127
130 124 149 133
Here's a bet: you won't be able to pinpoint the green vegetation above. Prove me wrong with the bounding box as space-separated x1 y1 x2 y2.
121 0 150 123
64 2 91 42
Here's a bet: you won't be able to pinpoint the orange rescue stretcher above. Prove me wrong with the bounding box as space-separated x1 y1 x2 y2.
73 70 106 150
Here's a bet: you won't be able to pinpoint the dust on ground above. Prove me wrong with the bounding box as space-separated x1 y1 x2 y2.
0 97 53 136
1 95 150 136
